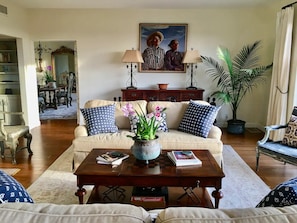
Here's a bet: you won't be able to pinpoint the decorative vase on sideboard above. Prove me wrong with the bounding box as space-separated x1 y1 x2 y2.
131 136 161 164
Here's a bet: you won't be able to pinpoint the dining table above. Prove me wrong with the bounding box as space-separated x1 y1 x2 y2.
38 86 59 109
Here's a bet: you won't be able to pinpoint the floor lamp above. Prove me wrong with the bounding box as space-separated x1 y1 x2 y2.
122 49 144 89
182 49 202 90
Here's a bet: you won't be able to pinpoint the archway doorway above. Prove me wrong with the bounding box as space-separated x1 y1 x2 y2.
34 41 78 121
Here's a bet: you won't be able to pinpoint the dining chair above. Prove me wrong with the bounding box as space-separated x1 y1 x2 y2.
57 72 74 107
37 85 46 113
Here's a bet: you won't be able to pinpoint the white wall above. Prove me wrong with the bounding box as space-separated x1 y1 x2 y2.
0 1 287 128
27 7 277 127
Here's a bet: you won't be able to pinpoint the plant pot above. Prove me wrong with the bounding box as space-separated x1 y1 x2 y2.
131 136 161 164
47 81 56 88
227 119 246 134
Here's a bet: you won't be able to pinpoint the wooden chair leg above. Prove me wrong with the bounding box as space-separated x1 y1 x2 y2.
66 97 69 108
24 132 33 155
256 149 260 171
0 141 4 158
9 139 18 165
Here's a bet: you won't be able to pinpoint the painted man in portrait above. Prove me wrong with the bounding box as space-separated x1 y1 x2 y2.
142 31 165 70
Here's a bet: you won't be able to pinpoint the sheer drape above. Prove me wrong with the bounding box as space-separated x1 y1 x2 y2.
266 7 294 141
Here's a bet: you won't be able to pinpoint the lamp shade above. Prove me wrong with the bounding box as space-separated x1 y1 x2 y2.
122 50 144 63
182 50 202 64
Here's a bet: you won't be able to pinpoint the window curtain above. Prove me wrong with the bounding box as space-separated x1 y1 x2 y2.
266 7 294 141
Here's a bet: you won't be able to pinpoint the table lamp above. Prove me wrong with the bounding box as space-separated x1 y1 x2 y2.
122 49 144 89
182 49 202 90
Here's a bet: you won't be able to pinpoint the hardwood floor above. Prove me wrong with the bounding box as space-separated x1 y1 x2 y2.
0 119 296 189
0 119 77 188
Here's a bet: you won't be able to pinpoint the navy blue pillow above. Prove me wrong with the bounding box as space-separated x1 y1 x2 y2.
178 101 220 138
0 170 34 203
256 177 297 207
80 104 118 136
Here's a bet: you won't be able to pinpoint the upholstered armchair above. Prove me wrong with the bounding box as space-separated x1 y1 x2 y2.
256 107 297 171
0 111 33 164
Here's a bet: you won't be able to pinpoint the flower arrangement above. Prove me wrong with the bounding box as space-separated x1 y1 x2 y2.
44 65 55 83
122 103 166 141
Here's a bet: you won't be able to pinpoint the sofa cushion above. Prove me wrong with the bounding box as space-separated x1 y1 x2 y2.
80 104 118 136
0 170 34 203
0 203 152 223
256 177 297 207
155 205 297 223
178 101 219 138
72 129 223 169
84 100 147 129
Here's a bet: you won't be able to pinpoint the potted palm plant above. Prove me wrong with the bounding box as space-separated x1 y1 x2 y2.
202 41 272 134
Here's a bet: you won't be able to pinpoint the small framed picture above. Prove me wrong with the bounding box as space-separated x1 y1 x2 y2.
139 23 188 73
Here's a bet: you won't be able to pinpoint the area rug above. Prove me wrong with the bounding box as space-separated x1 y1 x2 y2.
0 168 20 176
39 93 77 120
27 145 271 208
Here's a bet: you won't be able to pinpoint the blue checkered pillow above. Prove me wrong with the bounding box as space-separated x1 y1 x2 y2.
178 101 219 138
0 170 34 203
256 177 297 207
80 104 118 136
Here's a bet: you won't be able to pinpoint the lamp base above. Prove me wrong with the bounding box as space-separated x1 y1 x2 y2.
126 86 137 89
186 86 197 90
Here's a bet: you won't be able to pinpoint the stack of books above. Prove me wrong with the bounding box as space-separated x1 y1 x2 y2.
96 151 129 165
167 151 202 166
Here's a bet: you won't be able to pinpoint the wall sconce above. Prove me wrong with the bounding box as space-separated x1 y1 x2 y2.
122 49 144 89
182 49 202 89
34 41 52 72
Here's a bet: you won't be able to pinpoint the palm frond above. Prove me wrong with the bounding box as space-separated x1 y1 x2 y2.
202 41 272 120
233 40 261 72
217 47 233 75
202 56 231 94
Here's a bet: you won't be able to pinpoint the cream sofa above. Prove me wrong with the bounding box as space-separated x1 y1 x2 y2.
73 99 223 169
0 202 297 223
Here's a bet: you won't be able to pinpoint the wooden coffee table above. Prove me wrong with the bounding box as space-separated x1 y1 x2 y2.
74 149 225 208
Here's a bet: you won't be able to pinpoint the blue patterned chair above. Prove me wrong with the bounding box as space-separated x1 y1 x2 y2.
256 107 297 171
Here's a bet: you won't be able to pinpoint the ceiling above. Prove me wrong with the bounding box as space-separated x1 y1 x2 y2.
9 0 280 9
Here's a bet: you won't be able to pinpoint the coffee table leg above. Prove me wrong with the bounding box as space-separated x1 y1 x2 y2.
75 187 86 204
211 188 223 208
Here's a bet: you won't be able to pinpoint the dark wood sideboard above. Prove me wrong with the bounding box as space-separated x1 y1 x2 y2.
121 88 204 102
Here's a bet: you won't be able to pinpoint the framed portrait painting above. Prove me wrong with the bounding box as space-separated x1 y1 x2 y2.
139 23 188 73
